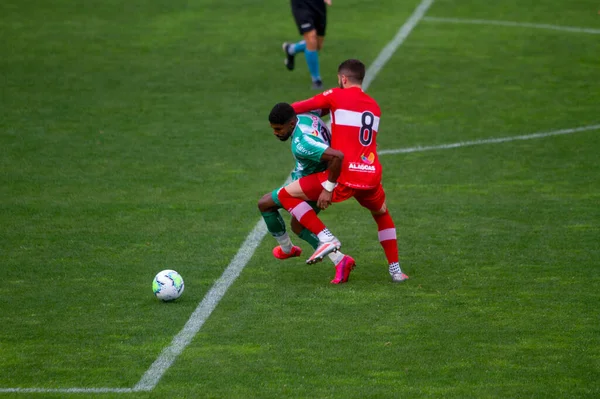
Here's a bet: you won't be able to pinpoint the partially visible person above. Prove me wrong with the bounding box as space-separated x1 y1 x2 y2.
277 59 409 283
258 103 355 284
282 0 332 90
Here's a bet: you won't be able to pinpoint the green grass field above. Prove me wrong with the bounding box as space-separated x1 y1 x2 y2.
1 0 599 397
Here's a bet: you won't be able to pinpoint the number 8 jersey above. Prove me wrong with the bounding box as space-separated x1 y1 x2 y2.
292 87 383 189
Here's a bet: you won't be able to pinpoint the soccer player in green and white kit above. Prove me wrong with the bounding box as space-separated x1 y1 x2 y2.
257 102 356 281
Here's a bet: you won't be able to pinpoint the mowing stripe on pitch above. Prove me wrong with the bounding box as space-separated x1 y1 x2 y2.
379 124 600 155
423 16 600 35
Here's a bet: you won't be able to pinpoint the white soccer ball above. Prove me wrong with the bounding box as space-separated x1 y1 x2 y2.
152 269 185 301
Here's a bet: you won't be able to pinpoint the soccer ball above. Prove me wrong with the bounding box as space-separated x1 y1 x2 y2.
152 269 185 301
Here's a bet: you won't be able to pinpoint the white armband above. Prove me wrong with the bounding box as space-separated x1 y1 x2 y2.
323 180 336 192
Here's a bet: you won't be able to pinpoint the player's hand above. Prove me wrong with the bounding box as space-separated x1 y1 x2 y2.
317 190 333 209
324 0 332 5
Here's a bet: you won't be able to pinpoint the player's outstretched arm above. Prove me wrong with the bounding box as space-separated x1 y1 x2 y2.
292 92 332 115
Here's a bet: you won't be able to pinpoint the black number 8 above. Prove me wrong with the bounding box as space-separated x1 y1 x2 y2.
359 112 375 145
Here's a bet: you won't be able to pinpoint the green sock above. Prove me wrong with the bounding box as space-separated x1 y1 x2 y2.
298 228 319 249
261 211 286 236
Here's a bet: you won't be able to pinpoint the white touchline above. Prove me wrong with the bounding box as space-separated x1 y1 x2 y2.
378 124 600 155
0 388 135 394
423 16 600 35
133 219 270 391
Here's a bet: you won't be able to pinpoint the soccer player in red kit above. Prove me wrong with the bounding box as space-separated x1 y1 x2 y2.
277 59 409 284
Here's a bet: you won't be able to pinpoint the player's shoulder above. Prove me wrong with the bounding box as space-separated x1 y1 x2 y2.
294 118 326 143
355 88 381 114
319 87 342 97
297 125 325 142
297 112 324 128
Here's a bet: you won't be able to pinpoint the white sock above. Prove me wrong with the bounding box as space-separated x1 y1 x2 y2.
275 233 293 253
328 251 344 265
317 228 335 243
389 262 402 275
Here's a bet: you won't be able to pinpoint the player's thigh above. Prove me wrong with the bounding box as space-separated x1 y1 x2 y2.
302 29 318 50
331 183 355 203
279 181 306 201
355 185 387 212
298 171 329 201
313 4 326 37
291 3 316 36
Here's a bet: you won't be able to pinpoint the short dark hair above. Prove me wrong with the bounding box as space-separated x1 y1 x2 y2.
269 102 296 124
337 59 366 84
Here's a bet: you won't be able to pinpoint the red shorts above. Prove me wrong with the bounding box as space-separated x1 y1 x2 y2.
298 171 386 211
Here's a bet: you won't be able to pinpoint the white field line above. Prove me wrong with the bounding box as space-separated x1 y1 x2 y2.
363 0 436 90
0 3 437 394
0 388 135 394
378 124 600 155
133 219 270 391
423 16 600 34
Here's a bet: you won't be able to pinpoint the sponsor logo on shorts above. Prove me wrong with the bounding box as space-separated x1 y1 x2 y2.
301 23 312 29
349 162 376 172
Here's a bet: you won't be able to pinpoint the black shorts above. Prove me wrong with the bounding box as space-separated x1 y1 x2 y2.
291 0 327 36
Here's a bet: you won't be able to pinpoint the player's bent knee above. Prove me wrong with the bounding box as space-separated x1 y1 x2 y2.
258 193 276 212
303 31 318 50
370 202 388 216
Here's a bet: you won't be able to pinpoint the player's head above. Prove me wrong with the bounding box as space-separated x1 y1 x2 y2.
337 59 366 89
269 102 297 141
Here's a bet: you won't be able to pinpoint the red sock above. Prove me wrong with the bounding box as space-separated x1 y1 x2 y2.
373 211 399 264
278 188 326 235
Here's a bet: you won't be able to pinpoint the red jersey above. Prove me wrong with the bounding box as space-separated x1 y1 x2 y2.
292 87 382 189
